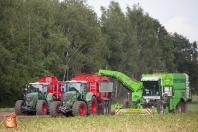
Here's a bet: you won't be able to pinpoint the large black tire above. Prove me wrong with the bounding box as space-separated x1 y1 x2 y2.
48 95 57 111
108 101 111 113
36 100 47 115
98 101 109 115
176 100 186 113
72 101 87 116
88 96 97 115
157 100 165 114
105 101 110 114
49 101 62 117
15 100 25 115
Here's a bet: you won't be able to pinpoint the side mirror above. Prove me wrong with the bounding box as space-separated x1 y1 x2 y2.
23 87 28 97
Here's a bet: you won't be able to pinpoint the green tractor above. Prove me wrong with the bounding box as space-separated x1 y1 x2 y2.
98 69 192 115
15 83 49 115
50 73 113 117
50 81 93 117
15 76 62 115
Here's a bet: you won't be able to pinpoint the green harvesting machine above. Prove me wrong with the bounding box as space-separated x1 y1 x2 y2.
98 69 192 115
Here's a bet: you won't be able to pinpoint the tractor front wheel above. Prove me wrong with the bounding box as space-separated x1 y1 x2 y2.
72 101 87 116
157 100 165 114
15 100 25 115
176 100 186 113
36 100 47 115
49 101 62 117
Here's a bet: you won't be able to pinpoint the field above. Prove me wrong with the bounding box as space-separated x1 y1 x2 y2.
1 112 198 132
1 96 198 132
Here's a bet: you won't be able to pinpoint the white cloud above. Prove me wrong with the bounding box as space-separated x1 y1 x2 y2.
163 16 197 42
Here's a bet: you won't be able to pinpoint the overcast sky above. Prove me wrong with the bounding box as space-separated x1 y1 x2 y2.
86 0 198 43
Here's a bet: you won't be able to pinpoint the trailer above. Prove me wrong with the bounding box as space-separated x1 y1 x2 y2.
98 69 192 115
49 73 113 117
15 76 62 115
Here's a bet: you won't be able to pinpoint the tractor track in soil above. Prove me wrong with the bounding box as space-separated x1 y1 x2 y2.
0 112 50 120
0 111 115 120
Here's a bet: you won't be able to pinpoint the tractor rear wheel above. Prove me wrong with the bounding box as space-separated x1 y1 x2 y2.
15 100 25 115
157 100 165 114
88 96 97 115
108 101 111 113
50 101 62 117
36 100 47 115
98 101 109 115
105 101 109 114
176 100 186 113
72 101 87 116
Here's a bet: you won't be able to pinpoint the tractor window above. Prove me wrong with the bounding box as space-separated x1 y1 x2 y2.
28 84 42 93
84 83 88 92
43 85 48 93
66 82 88 93
28 84 48 93
80 83 87 93
66 82 80 92
143 81 159 96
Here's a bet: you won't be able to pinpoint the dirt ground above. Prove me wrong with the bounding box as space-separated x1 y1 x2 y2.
0 112 12 119
0 112 50 120
0 111 114 120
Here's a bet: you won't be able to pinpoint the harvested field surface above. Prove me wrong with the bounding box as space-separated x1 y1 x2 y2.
0 95 198 131
0 111 198 132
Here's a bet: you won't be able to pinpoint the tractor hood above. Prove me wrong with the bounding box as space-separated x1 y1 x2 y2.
62 91 77 105
25 92 38 106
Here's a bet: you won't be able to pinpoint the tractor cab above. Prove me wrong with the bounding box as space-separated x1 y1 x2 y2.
28 83 49 99
64 81 88 99
142 80 160 97
141 77 161 108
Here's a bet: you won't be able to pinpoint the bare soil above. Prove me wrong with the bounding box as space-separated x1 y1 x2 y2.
0 112 50 120
0 112 12 119
0 111 115 120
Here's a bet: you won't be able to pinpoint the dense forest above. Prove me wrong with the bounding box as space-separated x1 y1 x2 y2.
0 0 197 107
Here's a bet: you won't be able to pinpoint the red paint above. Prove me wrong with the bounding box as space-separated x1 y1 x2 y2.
38 76 62 99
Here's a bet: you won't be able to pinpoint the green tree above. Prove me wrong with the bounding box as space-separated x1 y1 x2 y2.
152 19 176 72
57 0 108 78
100 1 128 72
172 33 192 73
189 60 198 94
126 4 166 79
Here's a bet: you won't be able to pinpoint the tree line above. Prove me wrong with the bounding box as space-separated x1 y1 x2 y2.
0 0 197 106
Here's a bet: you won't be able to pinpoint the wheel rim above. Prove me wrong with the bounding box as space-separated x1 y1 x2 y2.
42 103 47 114
92 101 97 114
80 105 86 115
